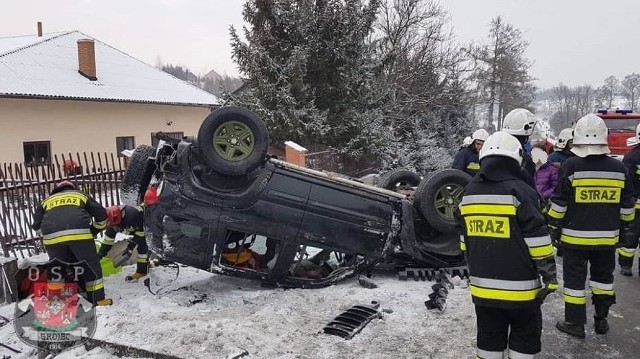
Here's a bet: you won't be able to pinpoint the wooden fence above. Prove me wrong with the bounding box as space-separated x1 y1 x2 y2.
305 148 379 178
0 152 126 259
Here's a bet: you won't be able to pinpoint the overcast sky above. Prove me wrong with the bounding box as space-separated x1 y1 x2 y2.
2 0 639 89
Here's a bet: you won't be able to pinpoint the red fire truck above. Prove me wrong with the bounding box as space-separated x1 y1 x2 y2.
597 109 640 157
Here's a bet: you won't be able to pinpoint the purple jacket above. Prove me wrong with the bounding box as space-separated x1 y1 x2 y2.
534 161 558 200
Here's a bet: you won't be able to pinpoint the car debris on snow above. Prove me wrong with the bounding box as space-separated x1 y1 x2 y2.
322 300 383 339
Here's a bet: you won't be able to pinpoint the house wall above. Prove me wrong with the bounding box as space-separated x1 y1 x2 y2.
0 98 213 163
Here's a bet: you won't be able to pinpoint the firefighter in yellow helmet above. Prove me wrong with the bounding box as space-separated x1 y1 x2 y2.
548 114 635 338
456 131 557 358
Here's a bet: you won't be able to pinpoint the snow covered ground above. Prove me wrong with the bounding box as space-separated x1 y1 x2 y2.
5 252 640 358
0 262 479 359
8 251 638 358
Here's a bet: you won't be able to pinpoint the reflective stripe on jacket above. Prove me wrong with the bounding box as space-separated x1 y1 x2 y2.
32 189 107 246
102 205 145 251
456 178 556 308
549 155 635 250
452 146 480 177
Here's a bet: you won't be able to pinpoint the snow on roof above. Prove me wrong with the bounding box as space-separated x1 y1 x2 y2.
284 140 308 152
0 31 220 107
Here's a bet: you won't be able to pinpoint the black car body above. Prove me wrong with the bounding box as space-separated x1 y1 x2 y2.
124 107 468 288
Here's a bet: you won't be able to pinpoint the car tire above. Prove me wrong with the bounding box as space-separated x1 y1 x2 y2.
197 106 269 176
378 169 422 191
414 169 471 233
121 145 156 206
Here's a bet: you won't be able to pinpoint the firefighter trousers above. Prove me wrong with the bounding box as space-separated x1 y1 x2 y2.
619 210 640 269
129 236 149 275
475 304 541 358
563 248 616 325
45 239 105 304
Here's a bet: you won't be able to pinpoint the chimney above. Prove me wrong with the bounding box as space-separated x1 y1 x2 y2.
77 39 97 81
37 22 42 37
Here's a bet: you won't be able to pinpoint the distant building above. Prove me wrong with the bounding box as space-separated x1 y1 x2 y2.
0 28 220 164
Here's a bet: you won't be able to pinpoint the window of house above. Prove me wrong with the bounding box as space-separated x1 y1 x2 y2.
23 141 51 166
151 132 184 146
116 136 135 156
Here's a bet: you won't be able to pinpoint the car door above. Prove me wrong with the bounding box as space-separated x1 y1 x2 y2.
298 180 393 258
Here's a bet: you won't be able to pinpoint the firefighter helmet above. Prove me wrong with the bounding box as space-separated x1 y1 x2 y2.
571 114 610 157
479 131 523 164
572 114 608 145
472 129 490 142
51 180 76 194
555 128 573 150
106 206 123 227
502 109 537 136
629 123 640 147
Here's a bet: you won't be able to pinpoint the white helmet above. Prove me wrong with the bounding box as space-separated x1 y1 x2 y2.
472 129 490 142
572 114 608 145
502 109 537 136
555 128 573 150
628 123 640 147
571 114 610 157
462 136 473 146
479 131 523 164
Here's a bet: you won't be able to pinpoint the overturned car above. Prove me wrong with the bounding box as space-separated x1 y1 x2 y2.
121 107 471 288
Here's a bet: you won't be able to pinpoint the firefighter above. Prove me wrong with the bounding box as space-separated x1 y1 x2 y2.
97 204 149 281
456 131 557 358
548 114 635 338
452 128 489 177
548 128 574 166
618 124 640 276
501 108 538 186
32 180 112 306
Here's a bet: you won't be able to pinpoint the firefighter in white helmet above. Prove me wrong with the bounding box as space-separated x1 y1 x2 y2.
548 128 575 166
456 131 557 358
618 123 640 276
501 108 538 186
548 114 635 338
452 129 489 177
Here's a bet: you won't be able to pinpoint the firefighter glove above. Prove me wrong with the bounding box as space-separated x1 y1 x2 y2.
536 281 558 303
97 245 110 259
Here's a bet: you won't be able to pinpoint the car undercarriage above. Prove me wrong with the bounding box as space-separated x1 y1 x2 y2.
121 106 470 288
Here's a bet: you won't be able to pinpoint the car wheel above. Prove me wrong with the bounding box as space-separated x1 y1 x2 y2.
378 169 421 190
197 106 269 176
121 145 156 206
414 169 471 233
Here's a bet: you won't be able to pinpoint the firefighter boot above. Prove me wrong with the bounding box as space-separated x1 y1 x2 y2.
96 298 113 306
620 267 632 276
125 272 146 282
556 320 585 339
594 316 609 335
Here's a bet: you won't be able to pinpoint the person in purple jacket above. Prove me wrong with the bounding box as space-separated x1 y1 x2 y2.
534 159 559 201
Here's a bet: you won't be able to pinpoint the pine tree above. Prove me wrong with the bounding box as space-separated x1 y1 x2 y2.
229 0 385 156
